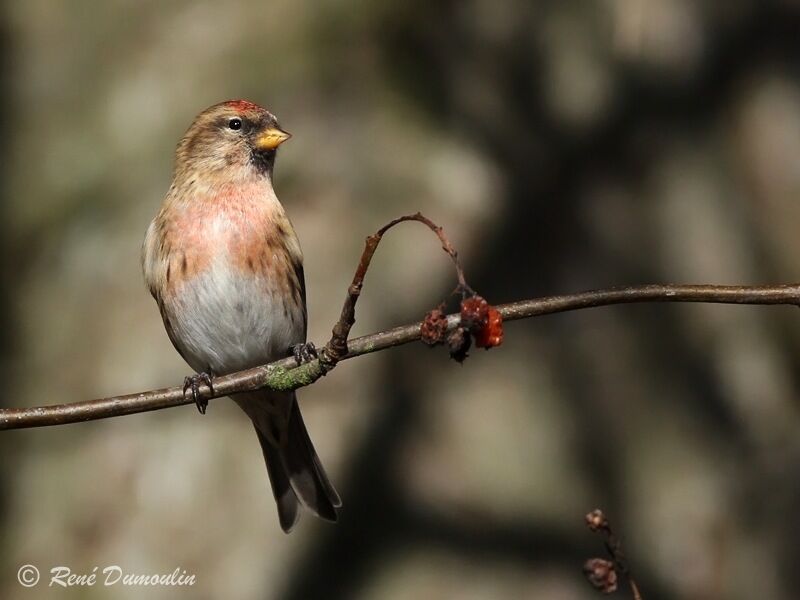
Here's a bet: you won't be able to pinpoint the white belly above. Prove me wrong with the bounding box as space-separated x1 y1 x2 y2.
163 257 304 375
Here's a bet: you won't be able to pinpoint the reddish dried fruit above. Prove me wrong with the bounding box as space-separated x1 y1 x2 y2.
583 558 617 594
421 307 449 346
474 306 503 348
447 327 471 363
460 295 490 333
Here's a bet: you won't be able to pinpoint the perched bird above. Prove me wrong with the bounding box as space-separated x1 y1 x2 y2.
142 100 341 532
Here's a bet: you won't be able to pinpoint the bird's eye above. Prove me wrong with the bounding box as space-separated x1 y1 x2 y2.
228 118 242 131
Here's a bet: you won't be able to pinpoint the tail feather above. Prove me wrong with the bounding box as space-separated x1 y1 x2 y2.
252 395 340 531
280 400 339 521
256 427 300 533
291 401 342 508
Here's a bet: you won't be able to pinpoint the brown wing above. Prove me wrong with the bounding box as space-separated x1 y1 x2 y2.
295 261 308 342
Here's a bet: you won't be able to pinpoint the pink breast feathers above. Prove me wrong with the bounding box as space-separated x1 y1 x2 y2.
170 189 288 291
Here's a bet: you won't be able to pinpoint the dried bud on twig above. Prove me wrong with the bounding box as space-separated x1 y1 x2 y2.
421 307 449 346
582 508 643 599
583 558 618 594
447 327 471 363
585 508 610 533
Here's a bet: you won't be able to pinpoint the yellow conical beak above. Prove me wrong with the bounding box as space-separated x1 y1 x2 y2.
254 127 291 151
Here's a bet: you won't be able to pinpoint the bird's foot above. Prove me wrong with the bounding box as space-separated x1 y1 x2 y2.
291 342 318 366
183 371 214 415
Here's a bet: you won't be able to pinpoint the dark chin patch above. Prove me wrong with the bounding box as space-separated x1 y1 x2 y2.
250 149 276 176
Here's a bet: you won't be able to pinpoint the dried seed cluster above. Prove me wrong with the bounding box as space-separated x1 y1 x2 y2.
421 294 504 362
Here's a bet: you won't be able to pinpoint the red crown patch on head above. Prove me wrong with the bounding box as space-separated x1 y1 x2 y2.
224 99 262 112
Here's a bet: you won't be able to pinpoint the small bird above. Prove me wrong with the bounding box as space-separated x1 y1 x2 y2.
142 100 341 532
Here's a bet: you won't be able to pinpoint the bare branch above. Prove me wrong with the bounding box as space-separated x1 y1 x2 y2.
1 282 798 430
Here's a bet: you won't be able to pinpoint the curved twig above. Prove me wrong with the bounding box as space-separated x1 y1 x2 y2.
321 212 470 366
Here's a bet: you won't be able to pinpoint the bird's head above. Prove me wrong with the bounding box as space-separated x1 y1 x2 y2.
175 100 291 181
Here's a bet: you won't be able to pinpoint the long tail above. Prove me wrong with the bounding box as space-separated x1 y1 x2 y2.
253 395 341 533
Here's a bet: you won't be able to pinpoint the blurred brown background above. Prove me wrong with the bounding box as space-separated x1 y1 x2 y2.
1 1 800 598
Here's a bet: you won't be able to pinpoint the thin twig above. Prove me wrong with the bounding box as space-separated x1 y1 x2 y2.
0 282 798 430
321 212 469 367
